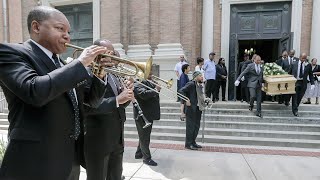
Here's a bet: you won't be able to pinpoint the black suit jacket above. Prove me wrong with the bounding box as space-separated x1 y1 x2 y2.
288 60 314 88
276 58 291 72
133 80 160 121
216 64 227 81
179 81 199 112
84 76 129 155
0 40 106 180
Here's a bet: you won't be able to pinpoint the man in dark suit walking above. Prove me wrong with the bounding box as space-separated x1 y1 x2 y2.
134 68 161 166
0 6 107 180
238 54 250 102
84 39 133 180
288 53 315 116
179 71 209 150
235 55 264 117
276 51 291 105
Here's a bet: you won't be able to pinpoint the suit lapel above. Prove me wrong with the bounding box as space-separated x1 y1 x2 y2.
24 40 57 72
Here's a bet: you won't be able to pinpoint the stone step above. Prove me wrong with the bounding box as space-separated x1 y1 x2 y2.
0 113 7 119
124 124 320 140
124 131 320 148
0 119 8 125
126 115 320 125
155 101 320 111
126 110 319 119
126 107 320 116
126 118 320 132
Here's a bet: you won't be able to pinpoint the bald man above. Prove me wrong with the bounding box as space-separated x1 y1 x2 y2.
288 53 315 116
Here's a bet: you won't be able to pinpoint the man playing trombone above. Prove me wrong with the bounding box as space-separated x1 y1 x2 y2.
84 39 133 180
133 66 160 166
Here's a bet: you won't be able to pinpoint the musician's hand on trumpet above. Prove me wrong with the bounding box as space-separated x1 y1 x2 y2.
77 45 107 67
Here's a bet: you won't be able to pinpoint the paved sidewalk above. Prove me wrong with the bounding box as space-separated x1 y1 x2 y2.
79 146 320 180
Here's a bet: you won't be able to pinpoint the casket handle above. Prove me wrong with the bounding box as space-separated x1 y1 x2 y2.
278 84 281 90
285 83 288 90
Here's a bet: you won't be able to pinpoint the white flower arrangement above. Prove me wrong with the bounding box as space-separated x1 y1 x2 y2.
263 63 287 76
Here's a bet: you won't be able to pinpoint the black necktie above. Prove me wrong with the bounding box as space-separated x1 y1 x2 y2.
52 54 81 140
299 62 303 78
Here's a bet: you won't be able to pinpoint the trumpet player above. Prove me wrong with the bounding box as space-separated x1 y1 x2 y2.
0 6 109 180
133 66 160 166
84 39 133 180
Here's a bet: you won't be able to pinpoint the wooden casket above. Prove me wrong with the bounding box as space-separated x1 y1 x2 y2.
262 75 297 95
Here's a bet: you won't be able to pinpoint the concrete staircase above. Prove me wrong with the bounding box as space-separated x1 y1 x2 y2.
0 102 319 149
124 101 320 149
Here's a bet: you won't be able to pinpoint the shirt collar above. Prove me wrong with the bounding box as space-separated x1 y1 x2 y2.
30 39 56 60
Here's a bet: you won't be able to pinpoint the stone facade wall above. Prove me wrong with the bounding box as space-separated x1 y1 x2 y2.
2 0 315 61
300 0 313 56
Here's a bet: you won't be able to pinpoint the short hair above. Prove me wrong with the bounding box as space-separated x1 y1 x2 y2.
209 52 216 56
27 6 62 33
311 58 317 63
196 57 204 65
218 57 225 64
93 39 112 46
181 64 189 73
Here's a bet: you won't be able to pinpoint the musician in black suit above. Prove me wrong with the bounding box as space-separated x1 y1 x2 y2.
179 71 208 150
134 68 161 166
84 39 133 180
0 6 108 180
288 53 315 116
235 55 264 117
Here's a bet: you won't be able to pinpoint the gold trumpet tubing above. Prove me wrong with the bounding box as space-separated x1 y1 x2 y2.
65 43 140 77
151 75 173 88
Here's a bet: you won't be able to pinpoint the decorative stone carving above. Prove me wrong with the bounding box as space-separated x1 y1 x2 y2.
262 15 279 30
240 16 255 30
256 5 263 11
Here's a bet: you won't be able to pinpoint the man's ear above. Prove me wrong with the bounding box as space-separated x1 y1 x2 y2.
31 20 41 34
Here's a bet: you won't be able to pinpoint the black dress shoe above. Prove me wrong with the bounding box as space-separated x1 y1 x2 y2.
284 102 290 106
256 112 262 118
122 175 125 180
193 143 202 148
185 145 198 150
249 106 253 111
135 153 143 159
293 112 299 117
143 159 158 166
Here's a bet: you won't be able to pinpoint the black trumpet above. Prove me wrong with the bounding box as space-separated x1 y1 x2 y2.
133 101 152 128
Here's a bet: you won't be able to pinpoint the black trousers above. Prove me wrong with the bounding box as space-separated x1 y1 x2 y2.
240 82 250 102
135 117 153 160
185 106 202 147
177 79 180 101
292 81 306 113
249 86 262 113
85 144 124 180
205 79 217 101
216 80 226 100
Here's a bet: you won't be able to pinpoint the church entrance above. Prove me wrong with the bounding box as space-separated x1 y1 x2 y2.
228 2 292 100
238 39 279 63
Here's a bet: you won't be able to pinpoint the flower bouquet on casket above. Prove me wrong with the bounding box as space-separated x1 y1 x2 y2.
262 63 296 95
263 63 287 76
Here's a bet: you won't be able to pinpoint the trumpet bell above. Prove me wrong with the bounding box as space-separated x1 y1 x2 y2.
167 78 174 88
135 56 153 79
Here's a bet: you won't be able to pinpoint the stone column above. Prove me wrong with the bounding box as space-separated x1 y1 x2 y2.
310 0 320 60
127 0 152 60
201 0 214 60
290 0 302 56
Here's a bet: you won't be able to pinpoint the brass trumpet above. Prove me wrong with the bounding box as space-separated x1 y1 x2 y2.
65 43 153 79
